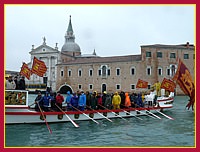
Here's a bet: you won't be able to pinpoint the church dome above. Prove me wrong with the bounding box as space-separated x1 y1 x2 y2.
61 15 81 53
61 42 81 52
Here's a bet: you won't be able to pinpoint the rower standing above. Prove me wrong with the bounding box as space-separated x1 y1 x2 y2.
56 92 64 111
78 91 86 111
154 81 161 96
112 92 121 110
34 92 43 111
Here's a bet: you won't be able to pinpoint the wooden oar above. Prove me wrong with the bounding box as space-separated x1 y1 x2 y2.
155 110 174 120
37 102 52 134
98 104 127 121
136 109 156 119
86 106 113 122
120 104 142 120
28 102 35 108
55 104 80 128
71 105 99 124
145 110 161 119
122 109 143 120
132 103 160 119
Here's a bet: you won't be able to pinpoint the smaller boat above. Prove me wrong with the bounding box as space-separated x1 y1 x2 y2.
144 89 174 108
5 90 174 125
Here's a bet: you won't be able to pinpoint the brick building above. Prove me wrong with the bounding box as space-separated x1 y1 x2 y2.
56 16 195 94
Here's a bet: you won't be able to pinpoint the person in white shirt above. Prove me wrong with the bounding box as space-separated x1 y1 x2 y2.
5 75 16 90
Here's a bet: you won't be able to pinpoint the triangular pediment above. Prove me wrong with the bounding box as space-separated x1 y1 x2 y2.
30 44 60 55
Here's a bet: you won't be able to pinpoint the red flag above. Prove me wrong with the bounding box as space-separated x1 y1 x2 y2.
161 78 176 92
172 59 195 110
136 79 148 88
20 62 32 80
31 57 47 77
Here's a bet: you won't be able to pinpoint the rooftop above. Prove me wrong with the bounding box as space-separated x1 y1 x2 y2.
141 42 194 50
58 54 142 65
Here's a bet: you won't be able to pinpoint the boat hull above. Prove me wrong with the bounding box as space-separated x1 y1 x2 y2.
5 89 174 124
5 106 172 124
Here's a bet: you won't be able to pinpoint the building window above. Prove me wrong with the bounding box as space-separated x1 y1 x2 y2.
116 84 121 90
148 85 151 89
166 68 170 76
89 84 93 90
61 70 64 77
131 84 135 90
170 53 176 58
146 66 151 76
102 66 106 76
107 69 111 76
78 84 82 90
146 51 151 57
130 67 135 75
78 69 82 77
89 69 93 77
170 64 177 77
98 69 101 76
157 52 162 58
116 68 120 76
158 67 162 76
68 69 72 77
43 48 45 52
98 65 110 77
184 54 189 59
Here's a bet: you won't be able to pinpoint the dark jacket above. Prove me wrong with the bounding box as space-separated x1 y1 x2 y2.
90 95 98 110
19 78 26 90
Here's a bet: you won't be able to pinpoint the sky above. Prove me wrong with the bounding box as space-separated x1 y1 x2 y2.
5 4 195 71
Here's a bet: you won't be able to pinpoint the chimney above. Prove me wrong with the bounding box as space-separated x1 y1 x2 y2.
186 42 189 48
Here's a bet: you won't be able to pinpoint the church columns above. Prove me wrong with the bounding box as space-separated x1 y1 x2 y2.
48 56 51 87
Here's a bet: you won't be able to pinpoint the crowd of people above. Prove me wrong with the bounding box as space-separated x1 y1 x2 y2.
5 75 26 90
5 75 161 112
33 90 151 112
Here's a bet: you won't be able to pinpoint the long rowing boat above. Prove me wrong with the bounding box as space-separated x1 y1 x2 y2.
5 90 174 125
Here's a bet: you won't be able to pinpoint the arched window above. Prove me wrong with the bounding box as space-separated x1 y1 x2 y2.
89 69 93 77
102 66 106 76
99 65 110 78
78 68 82 77
60 70 64 77
116 68 120 76
130 66 136 76
158 67 162 76
146 66 151 76
68 69 72 77
170 64 177 77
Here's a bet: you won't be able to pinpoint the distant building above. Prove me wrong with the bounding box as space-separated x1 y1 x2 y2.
27 16 195 95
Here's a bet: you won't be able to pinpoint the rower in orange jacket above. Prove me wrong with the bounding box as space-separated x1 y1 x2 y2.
125 92 131 108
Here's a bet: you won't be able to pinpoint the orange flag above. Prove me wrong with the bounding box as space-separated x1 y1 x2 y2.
161 78 176 92
173 58 195 110
20 62 32 80
136 79 148 88
31 57 47 77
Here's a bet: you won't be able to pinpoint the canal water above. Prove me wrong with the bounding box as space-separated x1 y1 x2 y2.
5 95 195 147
